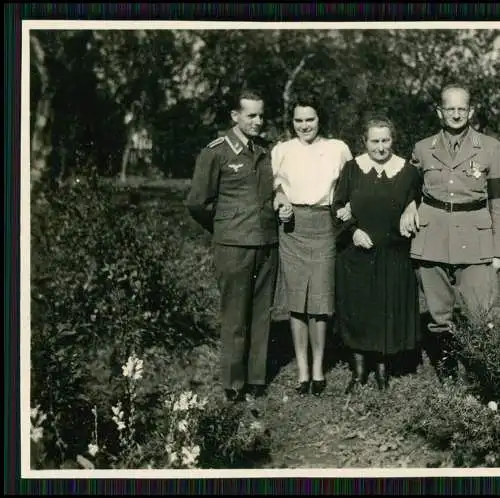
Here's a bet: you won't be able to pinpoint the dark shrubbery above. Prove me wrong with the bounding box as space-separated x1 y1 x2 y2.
30 177 269 469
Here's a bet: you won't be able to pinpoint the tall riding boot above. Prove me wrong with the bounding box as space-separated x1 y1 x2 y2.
345 352 367 394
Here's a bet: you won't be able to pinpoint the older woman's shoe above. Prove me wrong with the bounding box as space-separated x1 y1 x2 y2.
311 379 326 397
295 381 310 395
375 363 389 390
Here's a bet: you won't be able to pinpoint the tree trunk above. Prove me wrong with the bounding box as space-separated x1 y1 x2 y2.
119 127 133 183
282 54 314 139
30 34 54 193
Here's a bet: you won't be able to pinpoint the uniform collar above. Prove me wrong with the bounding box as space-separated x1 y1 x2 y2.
429 126 482 169
224 128 245 155
442 126 471 149
231 126 250 147
226 126 266 155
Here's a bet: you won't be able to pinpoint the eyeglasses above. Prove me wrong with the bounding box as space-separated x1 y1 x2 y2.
440 107 469 115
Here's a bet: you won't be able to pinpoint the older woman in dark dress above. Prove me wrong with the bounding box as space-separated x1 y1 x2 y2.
333 117 422 392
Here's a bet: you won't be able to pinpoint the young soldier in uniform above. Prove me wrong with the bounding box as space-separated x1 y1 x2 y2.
400 84 500 379
186 89 279 402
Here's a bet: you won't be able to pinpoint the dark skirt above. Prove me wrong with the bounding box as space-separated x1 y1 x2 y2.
275 205 336 316
336 243 421 356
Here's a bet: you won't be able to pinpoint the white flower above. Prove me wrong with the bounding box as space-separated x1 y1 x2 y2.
122 354 144 381
30 405 47 425
30 426 43 443
178 419 189 433
111 405 123 418
176 393 190 411
250 421 263 431
487 322 494 330
88 443 99 456
31 406 40 419
169 451 178 464
181 445 200 467
114 420 126 431
488 401 498 411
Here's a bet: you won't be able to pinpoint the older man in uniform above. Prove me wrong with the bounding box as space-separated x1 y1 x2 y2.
401 84 500 378
186 89 278 402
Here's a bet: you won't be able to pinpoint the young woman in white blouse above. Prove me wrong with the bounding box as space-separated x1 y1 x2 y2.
272 94 353 396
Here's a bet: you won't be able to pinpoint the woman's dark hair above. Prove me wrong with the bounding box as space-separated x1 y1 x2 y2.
362 115 396 142
288 92 328 137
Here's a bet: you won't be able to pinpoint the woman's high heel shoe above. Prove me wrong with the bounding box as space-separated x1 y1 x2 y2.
295 380 310 395
311 379 326 397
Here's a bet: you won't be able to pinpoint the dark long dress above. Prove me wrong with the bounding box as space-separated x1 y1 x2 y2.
333 158 421 356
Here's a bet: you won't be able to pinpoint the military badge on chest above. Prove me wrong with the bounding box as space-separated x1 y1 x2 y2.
228 163 244 173
465 160 483 179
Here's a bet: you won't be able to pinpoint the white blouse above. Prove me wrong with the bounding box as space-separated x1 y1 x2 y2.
271 137 353 206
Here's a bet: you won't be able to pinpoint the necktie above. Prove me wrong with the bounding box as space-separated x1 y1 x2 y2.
247 139 254 153
451 139 460 158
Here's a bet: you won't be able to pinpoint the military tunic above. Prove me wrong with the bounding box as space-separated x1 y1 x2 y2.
409 127 500 332
186 127 279 391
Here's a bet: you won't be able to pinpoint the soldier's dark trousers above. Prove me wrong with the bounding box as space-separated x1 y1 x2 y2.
213 243 279 391
419 262 498 377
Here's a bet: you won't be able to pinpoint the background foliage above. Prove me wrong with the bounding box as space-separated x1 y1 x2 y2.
30 28 500 187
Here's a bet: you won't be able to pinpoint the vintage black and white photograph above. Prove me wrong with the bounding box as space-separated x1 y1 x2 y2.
23 20 500 476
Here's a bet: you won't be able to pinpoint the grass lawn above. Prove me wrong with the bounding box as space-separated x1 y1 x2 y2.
121 177 455 469
32 176 498 470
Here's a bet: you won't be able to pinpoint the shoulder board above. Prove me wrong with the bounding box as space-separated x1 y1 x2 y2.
207 137 225 149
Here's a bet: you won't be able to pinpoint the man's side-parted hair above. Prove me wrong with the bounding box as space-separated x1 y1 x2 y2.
440 83 473 106
231 89 265 112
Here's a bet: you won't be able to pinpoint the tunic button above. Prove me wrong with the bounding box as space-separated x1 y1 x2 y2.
450 192 454 197
462 245 466 249
449 180 454 184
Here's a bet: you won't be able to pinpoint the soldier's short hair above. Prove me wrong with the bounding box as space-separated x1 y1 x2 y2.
362 115 396 141
232 89 264 111
440 83 472 106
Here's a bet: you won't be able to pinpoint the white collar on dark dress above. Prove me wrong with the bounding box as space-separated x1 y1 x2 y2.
356 153 406 179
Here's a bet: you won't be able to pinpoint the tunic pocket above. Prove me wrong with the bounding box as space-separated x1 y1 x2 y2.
214 209 238 221
422 164 443 188
409 217 429 257
476 218 494 260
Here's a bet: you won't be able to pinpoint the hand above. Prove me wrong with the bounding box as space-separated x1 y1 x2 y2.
273 190 288 211
353 229 373 249
492 257 500 272
278 203 293 223
400 201 420 238
336 202 352 222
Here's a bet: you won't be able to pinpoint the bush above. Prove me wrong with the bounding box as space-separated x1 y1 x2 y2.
407 379 499 467
30 175 221 468
452 308 500 402
30 353 272 470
